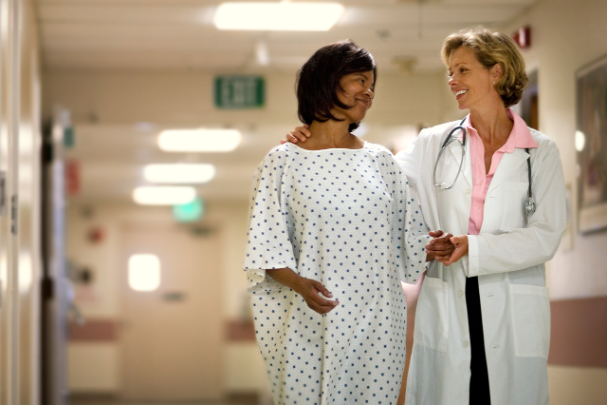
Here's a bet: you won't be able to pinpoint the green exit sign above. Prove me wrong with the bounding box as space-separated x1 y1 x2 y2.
214 76 265 109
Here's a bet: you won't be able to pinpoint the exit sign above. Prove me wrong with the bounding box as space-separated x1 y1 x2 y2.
214 76 265 109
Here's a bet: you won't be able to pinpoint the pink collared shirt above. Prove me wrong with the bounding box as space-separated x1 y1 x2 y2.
460 109 538 235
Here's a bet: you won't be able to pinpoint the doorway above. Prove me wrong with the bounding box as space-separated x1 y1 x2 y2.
120 221 223 401
520 70 539 130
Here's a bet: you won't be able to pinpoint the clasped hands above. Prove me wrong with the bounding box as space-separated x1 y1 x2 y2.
427 230 468 266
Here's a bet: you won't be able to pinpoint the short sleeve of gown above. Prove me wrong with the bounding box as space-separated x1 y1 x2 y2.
380 152 429 284
243 148 298 293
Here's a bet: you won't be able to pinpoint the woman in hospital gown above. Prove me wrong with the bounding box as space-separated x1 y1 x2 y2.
244 41 441 405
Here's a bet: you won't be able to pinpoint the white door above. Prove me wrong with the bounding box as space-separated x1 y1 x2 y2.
121 222 223 401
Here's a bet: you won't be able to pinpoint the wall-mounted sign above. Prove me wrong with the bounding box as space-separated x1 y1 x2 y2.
64 126 75 148
173 197 204 223
214 76 265 109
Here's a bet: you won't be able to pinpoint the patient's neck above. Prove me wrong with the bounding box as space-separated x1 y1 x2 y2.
299 120 363 150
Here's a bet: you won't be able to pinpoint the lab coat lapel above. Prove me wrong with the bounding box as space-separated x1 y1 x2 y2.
440 137 472 237
447 136 472 189
487 148 529 195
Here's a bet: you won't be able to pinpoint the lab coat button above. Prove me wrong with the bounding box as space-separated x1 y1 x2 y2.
458 290 464 297
465 188 471 195
463 340 469 348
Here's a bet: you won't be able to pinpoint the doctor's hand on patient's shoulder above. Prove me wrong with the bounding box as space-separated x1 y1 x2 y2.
426 230 455 262
294 277 339 315
436 235 469 266
286 124 311 144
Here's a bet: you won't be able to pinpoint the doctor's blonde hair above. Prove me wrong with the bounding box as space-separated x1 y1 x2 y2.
441 27 528 107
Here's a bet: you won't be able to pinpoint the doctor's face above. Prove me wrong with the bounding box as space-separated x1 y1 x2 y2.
447 46 501 111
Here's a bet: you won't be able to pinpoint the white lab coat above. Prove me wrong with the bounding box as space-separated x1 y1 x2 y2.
395 119 566 405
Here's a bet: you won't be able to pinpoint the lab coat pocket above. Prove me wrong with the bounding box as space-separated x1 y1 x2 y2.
499 182 528 231
414 276 449 352
509 283 550 358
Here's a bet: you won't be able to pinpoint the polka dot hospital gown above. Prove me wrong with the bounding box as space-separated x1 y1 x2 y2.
244 142 429 405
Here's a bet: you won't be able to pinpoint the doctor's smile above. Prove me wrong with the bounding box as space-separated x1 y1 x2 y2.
454 89 468 99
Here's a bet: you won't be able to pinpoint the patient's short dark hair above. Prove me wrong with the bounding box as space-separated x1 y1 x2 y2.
296 40 376 132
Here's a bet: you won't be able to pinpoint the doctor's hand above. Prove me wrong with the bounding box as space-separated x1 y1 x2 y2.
437 235 469 266
286 124 311 144
426 230 455 262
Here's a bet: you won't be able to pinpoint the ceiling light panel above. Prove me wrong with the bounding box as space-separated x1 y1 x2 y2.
132 186 196 205
143 164 216 184
214 2 345 31
157 129 241 152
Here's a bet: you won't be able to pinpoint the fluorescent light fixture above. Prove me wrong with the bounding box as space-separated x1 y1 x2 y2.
158 129 241 152
143 164 216 184
214 2 345 31
132 186 196 205
128 254 161 292
575 130 586 152
256 40 270 66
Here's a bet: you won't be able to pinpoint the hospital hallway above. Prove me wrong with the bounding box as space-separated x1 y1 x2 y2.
0 0 606 405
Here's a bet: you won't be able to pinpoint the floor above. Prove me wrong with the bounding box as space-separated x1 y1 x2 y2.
71 401 258 405
70 393 262 405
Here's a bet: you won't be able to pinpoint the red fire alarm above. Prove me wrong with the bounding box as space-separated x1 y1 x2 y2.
87 226 105 244
512 26 531 49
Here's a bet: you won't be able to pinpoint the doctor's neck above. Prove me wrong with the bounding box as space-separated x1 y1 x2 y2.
468 102 513 144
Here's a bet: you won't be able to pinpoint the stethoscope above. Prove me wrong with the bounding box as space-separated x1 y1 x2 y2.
433 117 536 220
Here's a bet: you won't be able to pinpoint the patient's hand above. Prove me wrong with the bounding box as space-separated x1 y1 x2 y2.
426 230 455 262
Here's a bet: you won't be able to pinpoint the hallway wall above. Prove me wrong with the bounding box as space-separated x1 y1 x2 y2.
42 69 449 128
500 0 607 403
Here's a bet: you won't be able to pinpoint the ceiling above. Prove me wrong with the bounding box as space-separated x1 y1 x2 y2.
38 0 538 73
36 0 538 204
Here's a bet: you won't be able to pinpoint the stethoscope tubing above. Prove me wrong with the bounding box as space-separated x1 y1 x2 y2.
433 117 535 219
433 118 467 190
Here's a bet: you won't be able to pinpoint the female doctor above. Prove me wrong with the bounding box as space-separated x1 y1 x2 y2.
288 28 566 405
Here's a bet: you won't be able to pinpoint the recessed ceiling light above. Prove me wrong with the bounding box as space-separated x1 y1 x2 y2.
214 2 345 31
143 164 216 184
132 186 196 205
157 129 241 152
